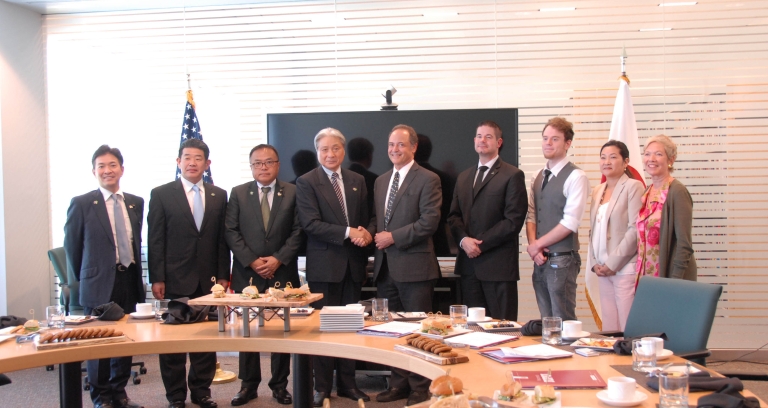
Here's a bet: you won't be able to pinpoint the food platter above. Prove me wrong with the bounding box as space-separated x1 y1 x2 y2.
569 338 616 351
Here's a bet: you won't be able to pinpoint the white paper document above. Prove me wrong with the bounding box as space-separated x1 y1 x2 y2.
443 332 517 348
500 344 573 359
364 321 421 334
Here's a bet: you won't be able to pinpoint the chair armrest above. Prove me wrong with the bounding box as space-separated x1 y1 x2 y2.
593 331 624 337
677 350 711 361
718 372 768 381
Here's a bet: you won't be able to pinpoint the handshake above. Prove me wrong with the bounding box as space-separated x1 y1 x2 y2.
349 226 372 247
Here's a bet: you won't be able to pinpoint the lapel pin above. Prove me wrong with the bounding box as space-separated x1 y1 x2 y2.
128 204 135 209
93 201 98 204
211 193 215 196
277 191 283 197
250 191 254 195
353 187 358 191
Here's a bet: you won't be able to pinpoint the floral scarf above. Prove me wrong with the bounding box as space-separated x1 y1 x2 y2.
636 178 672 285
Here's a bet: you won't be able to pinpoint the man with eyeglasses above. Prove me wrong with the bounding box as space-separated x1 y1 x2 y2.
225 144 301 406
296 127 372 406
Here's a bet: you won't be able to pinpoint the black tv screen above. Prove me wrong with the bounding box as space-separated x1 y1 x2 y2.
267 108 519 256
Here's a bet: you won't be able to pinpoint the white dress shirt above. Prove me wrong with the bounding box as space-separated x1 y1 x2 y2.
180 176 205 213
526 157 590 233
99 187 135 264
321 166 351 238
385 159 416 212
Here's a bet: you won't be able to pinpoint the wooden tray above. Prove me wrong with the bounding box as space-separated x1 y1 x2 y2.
35 335 127 350
187 293 323 308
394 344 469 365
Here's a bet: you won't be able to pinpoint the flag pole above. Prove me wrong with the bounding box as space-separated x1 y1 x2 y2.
620 45 630 84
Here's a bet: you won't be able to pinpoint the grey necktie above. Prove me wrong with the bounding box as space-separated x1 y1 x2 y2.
192 185 204 230
384 171 400 229
261 186 271 229
112 194 132 267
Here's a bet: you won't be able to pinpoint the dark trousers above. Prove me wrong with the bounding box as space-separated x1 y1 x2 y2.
376 256 436 393
160 286 217 402
460 272 519 321
309 264 363 393
84 263 140 405
238 352 290 391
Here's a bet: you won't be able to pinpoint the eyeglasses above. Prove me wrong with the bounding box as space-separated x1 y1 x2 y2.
250 160 279 168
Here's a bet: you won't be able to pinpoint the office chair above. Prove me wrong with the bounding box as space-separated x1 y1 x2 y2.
46 247 146 386
600 276 723 366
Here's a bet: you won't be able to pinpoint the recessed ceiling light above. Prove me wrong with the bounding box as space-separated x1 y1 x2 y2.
659 2 697 6
639 27 673 31
539 7 576 12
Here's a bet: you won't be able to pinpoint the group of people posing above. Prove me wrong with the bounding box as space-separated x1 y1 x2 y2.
63 116 696 408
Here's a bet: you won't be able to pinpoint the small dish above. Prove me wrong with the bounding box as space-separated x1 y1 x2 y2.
596 390 648 407
467 316 493 323
562 330 592 341
129 311 156 319
656 349 673 361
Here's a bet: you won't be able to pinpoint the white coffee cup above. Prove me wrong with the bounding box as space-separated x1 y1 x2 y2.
607 376 636 401
562 320 582 338
136 302 152 315
643 337 665 357
468 307 485 321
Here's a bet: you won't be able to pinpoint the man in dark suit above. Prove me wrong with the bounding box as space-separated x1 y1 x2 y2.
225 144 301 406
64 145 145 408
148 139 230 408
447 121 528 320
295 128 372 407
347 137 378 216
367 124 442 406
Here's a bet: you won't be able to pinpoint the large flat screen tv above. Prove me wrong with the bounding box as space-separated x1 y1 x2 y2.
267 108 519 256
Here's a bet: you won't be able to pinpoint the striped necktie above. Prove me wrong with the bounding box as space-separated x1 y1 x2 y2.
331 172 348 226
384 171 400 229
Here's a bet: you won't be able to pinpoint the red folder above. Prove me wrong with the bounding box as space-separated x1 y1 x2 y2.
508 370 607 389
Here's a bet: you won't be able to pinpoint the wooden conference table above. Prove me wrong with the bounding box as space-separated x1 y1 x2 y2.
1 314 763 408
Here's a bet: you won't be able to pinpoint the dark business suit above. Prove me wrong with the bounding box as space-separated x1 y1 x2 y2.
148 178 229 403
64 189 144 405
418 161 455 256
368 162 441 392
226 179 302 392
447 158 528 320
295 167 369 394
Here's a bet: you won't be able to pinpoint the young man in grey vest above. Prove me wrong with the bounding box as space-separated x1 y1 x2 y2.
525 117 590 320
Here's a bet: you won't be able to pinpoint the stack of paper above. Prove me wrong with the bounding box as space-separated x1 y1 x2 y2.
319 306 365 332
500 344 573 359
443 332 518 349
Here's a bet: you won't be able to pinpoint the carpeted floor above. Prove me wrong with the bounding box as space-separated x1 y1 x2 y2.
1 355 766 407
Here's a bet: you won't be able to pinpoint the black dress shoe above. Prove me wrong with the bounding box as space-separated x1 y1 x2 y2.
190 395 217 408
168 401 185 408
376 387 410 402
231 388 257 406
272 388 292 405
337 388 370 402
407 391 430 406
312 392 330 407
94 402 114 408
113 398 144 408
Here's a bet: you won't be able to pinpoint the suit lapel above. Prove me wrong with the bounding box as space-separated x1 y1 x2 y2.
266 181 285 235
92 190 115 247
605 175 628 223
172 179 198 229
315 167 347 225
388 163 419 216
591 183 607 232
473 158 503 200
200 182 217 232
248 181 267 233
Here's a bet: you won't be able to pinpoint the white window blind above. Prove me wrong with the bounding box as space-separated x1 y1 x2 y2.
45 0 768 349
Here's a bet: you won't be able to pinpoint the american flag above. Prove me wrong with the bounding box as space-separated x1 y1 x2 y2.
176 90 214 184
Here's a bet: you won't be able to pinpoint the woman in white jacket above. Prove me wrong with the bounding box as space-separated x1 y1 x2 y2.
588 140 644 331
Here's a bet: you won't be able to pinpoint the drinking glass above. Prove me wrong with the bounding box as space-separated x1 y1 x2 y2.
46 305 65 329
632 339 657 372
449 305 468 329
372 298 389 322
542 316 562 345
155 299 170 321
659 370 689 407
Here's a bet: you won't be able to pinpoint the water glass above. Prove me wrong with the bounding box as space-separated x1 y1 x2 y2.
155 299 170 321
372 298 389 322
542 316 562 345
659 370 689 407
449 305 468 329
46 305 65 329
632 339 657 372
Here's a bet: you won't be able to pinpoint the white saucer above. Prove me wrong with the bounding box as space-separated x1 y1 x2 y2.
596 390 648 407
562 330 591 341
656 349 673 360
130 311 156 319
467 316 493 323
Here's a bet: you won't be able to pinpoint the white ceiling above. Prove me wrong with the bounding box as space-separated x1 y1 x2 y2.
4 0 298 15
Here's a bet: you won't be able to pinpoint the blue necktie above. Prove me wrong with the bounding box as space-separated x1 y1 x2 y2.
192 185 204 231
112 194 132 267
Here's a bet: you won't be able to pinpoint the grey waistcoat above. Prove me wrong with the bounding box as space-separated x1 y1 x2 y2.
533 161 579 252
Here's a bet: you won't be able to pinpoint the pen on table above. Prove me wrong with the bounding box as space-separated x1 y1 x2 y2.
396 312 407 318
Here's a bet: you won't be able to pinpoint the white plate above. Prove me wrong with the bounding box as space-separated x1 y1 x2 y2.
562 330 591 341
468 316 493 323
656 349 673 360
129 311 156 319
596 390 648 407
414 326 474 339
